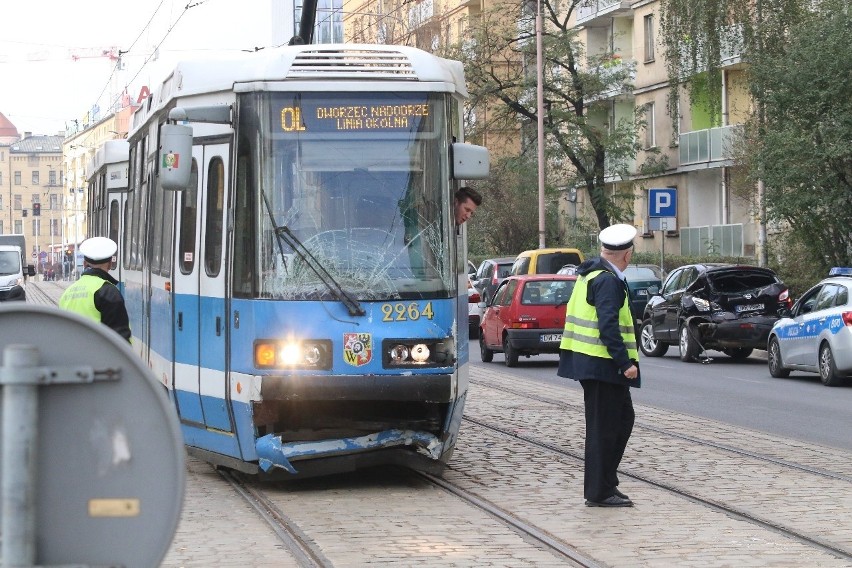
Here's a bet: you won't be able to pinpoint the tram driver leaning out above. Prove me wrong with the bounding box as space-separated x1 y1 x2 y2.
59 237 131 343
558 223 640 508
454 186 482 227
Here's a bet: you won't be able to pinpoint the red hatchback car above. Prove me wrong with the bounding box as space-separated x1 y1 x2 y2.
479 274 577 367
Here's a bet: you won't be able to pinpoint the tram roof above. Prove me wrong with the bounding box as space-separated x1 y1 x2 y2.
133 44 468 129
85 139 129 182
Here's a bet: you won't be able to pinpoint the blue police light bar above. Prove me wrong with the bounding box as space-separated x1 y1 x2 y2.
828 267 852 277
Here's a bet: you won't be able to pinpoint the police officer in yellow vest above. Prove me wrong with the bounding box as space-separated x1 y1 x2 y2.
59 237 131 343
558 223 639 507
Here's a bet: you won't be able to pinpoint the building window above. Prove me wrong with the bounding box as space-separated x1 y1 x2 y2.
32 194 40 205
32 171 40 185
14 220 22 234
32 219 40 237
49 170 57 186
51 218 60 237
49 193 60 210
0 221 3 233
14 171 21 185
0 172 3 185
644 15 655 62
644 102 656 149
14 195 22 210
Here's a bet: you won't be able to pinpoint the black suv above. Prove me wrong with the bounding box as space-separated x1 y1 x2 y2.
639 263 792 362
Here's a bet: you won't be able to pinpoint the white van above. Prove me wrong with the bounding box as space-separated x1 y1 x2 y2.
0 244 35 302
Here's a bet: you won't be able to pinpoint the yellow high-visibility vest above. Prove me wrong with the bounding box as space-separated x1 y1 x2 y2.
560 269 638 359
59 274 110 323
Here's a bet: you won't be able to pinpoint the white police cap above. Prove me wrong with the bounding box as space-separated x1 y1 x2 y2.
599 224 637 251
79 236 118 264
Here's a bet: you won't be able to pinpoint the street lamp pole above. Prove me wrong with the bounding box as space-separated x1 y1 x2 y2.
536 0 546 249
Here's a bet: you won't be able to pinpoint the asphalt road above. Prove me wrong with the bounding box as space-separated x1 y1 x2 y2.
468 341 852 451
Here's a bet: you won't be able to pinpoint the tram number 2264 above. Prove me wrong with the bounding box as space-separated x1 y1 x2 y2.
381 302 434 322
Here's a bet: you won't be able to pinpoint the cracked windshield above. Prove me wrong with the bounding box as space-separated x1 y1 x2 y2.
235 92 452 301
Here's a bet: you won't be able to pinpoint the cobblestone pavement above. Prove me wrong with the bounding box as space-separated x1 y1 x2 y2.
21 281 852 567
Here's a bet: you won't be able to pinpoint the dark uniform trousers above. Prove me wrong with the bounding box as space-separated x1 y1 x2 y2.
581 380 635 501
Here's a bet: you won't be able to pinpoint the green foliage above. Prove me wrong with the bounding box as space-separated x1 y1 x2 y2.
466 154 563 258
744 0 852 268
658 0 810 137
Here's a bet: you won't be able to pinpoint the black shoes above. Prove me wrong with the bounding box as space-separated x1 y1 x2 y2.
585 495 634 507
613 488 629 499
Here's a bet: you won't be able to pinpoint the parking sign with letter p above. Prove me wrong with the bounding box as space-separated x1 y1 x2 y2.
649 188 677 218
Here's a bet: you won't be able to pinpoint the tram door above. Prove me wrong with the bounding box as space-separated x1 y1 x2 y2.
173 157 204 423
175 144 233 432
196 144 231 432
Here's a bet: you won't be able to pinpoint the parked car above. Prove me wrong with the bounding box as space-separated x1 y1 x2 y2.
473 256 516 304
558 262 664 326
468 275 482 338
511 248 584 277
623 264 665 324
767 267 852 386
639 263 792 362
479 274 577 367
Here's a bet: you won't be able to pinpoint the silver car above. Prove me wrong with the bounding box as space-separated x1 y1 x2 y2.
767 268 852 386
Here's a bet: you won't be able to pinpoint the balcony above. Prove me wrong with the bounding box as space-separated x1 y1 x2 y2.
576 0 632 27
678 124 742 169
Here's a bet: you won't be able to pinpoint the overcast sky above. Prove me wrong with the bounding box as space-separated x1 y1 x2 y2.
1 0 277 136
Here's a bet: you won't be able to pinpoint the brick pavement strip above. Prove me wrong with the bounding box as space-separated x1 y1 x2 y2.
160 457 301 568
462 366 852 566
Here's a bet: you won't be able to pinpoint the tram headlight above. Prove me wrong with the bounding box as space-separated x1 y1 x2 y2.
383 339 453 367
410 344 430 363
254 339 332 370
389 344 410 364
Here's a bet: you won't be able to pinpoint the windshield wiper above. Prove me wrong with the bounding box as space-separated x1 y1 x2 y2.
261 191 365 317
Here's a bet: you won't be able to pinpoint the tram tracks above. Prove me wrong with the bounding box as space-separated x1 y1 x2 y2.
467 377 852 562
218 469 333 568
470 378 852 482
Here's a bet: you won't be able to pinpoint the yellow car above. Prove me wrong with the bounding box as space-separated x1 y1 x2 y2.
510 247 585 276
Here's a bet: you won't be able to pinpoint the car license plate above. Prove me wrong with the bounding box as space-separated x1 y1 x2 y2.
736 303 764 313
540 333 562 343
636 289 648 296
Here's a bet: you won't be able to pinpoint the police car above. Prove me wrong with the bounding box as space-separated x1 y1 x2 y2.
767 268 852 386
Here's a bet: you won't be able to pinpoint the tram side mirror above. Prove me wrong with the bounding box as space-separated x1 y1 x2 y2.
26 265 36 277
452 143 489 180
160 123 193 191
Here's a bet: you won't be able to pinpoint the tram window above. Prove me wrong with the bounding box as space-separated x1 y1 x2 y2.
108 200 120 248
204 157 225 277
233 147 254 297
179 160 199 274
161 188 174 277
124 145 137 269
150 167 163 274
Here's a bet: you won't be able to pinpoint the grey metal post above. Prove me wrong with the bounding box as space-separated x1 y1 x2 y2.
1 344 40 567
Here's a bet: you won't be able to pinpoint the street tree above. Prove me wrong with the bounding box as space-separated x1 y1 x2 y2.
659 0 852 269
443 0 666 231
744 0 852 269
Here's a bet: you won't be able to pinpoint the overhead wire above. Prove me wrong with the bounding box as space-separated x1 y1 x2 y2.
84 0 204 124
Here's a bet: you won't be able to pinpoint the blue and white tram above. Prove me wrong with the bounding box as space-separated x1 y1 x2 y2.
85 139 129 280
121 44 489 478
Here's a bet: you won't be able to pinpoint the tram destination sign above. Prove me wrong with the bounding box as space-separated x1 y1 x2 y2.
275 93 434 133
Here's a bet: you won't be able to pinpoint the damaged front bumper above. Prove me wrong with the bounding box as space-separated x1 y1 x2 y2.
256 429 444 474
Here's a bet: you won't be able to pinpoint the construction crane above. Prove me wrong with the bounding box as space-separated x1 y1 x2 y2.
68 47 119 62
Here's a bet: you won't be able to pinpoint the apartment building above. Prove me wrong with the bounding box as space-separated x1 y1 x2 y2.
0 118 65 273
573 0 755 257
